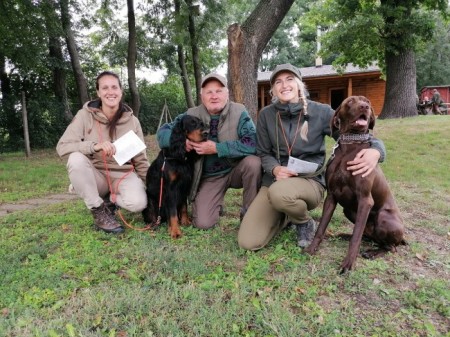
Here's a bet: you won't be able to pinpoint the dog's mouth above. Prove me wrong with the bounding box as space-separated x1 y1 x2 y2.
354 114 368 127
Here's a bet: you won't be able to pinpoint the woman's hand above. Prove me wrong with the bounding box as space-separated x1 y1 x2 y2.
94 141 116 157
347 148 380 178
272 166 297 181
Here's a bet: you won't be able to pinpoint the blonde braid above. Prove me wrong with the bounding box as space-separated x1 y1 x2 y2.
297 79 309 141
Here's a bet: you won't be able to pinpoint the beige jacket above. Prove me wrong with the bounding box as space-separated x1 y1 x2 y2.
56 100 149 182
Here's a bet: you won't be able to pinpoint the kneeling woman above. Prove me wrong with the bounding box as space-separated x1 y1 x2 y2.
57 71 149 233
238 63 386 250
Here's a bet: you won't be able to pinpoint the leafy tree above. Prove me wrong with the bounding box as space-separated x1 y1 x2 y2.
138 75 188 135
60 0 90 108
304 0 448 118
259 1 318 71
415 13 450 90
227 0 296 119
127 0 141 116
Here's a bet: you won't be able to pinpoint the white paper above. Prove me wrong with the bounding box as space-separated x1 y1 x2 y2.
112 130 146 166
287 156 319 174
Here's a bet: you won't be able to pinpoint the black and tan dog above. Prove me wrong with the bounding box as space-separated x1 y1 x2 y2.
305 96 405 273
142 115 207 238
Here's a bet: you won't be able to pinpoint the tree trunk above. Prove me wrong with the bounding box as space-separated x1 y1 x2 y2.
43 0 72 121
174 0 195 108
186 0 201 105
60 0 89 108
177 45 195 108
379 49 418 119
227 0 295 120
127 0 141 116
48 35 72 121
0 53 20 148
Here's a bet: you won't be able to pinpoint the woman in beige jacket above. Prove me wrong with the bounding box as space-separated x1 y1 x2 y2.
57 71 149 233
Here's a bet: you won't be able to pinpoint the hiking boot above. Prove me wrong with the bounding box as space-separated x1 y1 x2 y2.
91 203 124 234
296 219 317 248
103 199 117 215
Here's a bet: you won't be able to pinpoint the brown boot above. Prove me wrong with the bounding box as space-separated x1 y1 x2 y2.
91 203 124 234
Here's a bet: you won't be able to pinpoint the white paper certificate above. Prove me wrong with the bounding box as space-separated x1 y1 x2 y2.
112 130 147 166
287 156 319 174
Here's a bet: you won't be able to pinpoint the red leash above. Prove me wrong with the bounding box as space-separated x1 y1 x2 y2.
96 121 154 232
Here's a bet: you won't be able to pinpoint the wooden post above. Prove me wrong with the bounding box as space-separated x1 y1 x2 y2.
157 100 172 130
21 91 31 157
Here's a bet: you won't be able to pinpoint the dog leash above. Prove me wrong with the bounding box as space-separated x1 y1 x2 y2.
96 121 154 233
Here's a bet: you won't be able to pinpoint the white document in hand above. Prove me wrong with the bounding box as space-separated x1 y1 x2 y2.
113 130 147 166
287 156 319 174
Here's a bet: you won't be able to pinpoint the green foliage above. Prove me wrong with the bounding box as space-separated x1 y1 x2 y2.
138 75 188 135
260 0 318 70
415 13 450 89
302 0 448 69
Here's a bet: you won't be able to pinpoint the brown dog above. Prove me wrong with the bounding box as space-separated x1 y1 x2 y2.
304 96 405 273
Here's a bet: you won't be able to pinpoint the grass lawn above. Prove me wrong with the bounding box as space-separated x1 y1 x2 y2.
0 115 449 336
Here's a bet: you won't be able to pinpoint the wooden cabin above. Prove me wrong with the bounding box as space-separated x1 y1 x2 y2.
419 85 450 103
257 63 386 115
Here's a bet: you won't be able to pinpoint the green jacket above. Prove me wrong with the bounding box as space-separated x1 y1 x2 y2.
157 101 256 201
257 100 386 187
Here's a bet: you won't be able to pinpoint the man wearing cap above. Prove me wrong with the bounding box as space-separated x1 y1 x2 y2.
156 72 261 229
238 63 386 251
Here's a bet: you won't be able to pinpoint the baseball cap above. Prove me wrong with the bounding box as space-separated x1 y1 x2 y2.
201 72 227 88
270 63 302 85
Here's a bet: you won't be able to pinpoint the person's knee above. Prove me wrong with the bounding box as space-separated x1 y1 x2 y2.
128 198 147 213
193 219 216 230
120 193 147 213
268 187 307 214
243 155 262 174
67 152 89 170
238 234 264 251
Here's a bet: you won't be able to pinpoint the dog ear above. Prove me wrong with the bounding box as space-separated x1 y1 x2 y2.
331 104 342 135
169 117 187 158
369 107 376 130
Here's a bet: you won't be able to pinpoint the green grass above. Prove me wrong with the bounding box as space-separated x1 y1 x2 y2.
1 116 449 336
0 150 69 203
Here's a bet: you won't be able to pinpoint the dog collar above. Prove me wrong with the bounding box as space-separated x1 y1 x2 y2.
339 133 371 143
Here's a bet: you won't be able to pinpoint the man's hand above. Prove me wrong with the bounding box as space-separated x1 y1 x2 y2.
94 141 116 157
347 148 380 178
190 140 217 155
272 166 297 181
186 139 195 152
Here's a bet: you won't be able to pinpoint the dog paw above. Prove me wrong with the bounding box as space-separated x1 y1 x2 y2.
303 246 317 255
339 259 355 274
169 227 182 239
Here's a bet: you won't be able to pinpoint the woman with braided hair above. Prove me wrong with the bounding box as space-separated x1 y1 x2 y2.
238 63 386 250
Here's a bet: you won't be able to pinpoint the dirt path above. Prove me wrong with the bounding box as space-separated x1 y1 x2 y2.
0 193 79 217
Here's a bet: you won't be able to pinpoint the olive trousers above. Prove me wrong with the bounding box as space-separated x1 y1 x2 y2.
238 177 325 250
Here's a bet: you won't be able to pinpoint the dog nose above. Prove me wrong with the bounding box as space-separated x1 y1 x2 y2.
202 131 208 139
359 103 369 111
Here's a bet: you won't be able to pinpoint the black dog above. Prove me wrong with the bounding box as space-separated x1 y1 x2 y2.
142 115 207 238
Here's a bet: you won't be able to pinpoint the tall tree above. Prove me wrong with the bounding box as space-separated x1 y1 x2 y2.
60 0 89 108
174 0 195 108
127 0 141 116
415 14 450 90
42 0 72 120
227 0 295 119
304 0 448 118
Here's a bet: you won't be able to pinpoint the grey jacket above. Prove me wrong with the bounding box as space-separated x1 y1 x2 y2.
257 100 386 187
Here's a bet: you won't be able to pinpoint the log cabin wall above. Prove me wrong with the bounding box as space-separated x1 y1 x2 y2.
258 64 386 116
